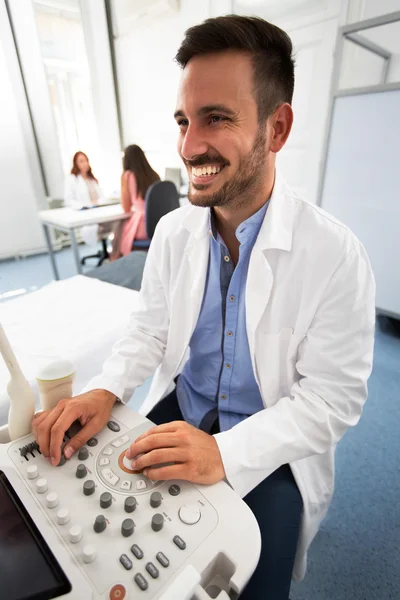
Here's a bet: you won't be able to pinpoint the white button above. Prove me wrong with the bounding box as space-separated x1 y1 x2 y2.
27 465 38 480
83 544 96 563
102 468 119 486
121 480 132 491
99 458 110 466
136 479 147 490
224 255 230 262
179 504 201 525
57 508 70 525
46 492 59 508
102 447 113 456
111 435 129 448
69 525 82 543
36 478 48 494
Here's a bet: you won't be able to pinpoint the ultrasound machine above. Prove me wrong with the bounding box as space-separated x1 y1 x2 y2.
0 324 261 600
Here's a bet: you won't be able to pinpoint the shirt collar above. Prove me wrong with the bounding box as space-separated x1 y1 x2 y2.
209 199 270 244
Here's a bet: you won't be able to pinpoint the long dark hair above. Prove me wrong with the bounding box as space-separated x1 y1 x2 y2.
123 145 160 198
70 151 97 181
175 15 295 123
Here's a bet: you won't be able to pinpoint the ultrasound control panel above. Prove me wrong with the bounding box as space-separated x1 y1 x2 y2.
0 404 261 600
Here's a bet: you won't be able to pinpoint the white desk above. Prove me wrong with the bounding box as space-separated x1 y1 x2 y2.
39 205 131 280
0 275 140 426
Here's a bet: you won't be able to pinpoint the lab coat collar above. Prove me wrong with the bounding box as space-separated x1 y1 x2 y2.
181 170 295 252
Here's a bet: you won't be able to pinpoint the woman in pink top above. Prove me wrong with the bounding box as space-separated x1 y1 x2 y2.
112 145 160 259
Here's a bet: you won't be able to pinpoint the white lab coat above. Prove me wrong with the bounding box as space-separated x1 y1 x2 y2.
85 171 376 581
64 174 105 245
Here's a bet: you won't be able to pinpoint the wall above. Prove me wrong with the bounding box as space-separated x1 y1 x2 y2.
0 1 45 260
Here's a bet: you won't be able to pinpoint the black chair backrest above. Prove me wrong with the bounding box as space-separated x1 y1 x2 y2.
145 180 180 239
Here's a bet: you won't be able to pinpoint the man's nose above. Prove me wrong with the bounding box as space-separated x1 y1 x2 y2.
180 125 209 162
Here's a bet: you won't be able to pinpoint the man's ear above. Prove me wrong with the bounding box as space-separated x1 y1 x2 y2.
270 103 293 153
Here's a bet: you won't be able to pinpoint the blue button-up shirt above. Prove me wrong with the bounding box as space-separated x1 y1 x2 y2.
176 200 269 432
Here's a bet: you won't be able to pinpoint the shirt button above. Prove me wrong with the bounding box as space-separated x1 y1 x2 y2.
227 331 233 337
220 394 227 400
224 255 230 262
229 295 235 301
225 363 231 369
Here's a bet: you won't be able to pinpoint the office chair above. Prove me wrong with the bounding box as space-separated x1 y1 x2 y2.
80 235 110 267
133 180 180 250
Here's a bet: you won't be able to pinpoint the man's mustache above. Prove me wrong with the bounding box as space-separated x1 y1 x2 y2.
184 155 230 168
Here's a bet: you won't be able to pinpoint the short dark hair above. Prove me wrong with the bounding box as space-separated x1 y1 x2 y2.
175 15 295 123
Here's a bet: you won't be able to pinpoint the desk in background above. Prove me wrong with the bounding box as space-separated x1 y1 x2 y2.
39 205 131 280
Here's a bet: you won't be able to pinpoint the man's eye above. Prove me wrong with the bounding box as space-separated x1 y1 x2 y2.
210 115 227 124
177 119 188 127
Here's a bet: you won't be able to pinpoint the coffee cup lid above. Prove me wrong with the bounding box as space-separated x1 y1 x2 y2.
36 359 76 381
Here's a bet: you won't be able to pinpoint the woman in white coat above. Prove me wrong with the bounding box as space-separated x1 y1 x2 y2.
64 152 107 246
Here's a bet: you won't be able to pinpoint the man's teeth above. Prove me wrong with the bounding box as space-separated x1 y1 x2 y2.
192 165 222 177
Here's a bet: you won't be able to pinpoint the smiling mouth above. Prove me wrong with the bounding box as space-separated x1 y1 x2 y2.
190 164 225 184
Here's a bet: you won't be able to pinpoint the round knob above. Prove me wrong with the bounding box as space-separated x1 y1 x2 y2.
46 492 59 509
78 447 89 461
83 480 95 496
76 464 87 479
83 544 96 563
69 525 82 543
27 465 39 480
93 514 107 533
151 513 164 532
179 504 201 525
121 518 134 537
57 508 70 525
150 492 162 508
124 496 137 513
36 478 48 494
100 492 112 509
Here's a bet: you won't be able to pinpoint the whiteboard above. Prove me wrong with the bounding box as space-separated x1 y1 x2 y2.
320 90 400 318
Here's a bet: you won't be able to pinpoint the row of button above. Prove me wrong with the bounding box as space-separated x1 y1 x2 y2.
120 541 185 591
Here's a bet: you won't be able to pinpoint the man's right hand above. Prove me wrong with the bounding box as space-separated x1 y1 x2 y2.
32 389 117 466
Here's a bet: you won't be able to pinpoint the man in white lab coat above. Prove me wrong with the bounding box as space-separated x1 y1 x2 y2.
33 15 375 599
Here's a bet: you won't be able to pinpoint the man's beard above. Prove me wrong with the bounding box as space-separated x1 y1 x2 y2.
187 129 267 209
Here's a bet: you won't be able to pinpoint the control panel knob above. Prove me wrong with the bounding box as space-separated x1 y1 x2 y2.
69 525 82 543
151 514 164 532
93 514 107 533
121 518 135 537
36 478 48 494
150 492 162 508
100 492 112 509
83 545 96 564
76 464 87 479
178 504 201 525
124 496 137 513
83 480 95 496
57 508 70 525
78 447 89 461
46 492 59 509
27 465 39 480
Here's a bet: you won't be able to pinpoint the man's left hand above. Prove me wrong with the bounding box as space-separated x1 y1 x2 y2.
125 421 226 485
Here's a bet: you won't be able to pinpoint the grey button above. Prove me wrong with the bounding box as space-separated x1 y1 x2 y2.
93 514 107 533
76 464 87 479
130 544 144 559
156 552 170 568
121 518 135 537
57 454 67 467
20 446 28 457
151 514 164 532
107 420 121 432
146 562 159 579
150 492 162 508
78 447 89 460
124 496 137 513
87 437 98 447
119 554 133 570
168 484 180 496
83 480 95 496
100 492 112 509
134 573 148 591
173 535 186 550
